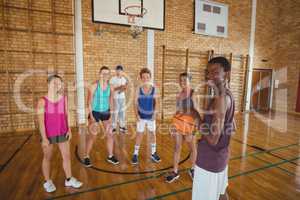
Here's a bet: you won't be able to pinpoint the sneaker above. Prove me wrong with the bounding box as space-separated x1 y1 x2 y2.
43 180 56 193
166 172 180 183
112 128 117 133
83 157 92 168
65 177 83 189
188 168 194 180
151 152 161 163
120 127 127 134
131 154 138 165
106 155 119 165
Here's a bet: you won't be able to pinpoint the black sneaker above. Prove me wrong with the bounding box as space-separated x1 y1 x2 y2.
188 168 194 180
151 152 161 163
112 128 117 133
166 171 180 183
106 156 119 165
131 154 138 165
120 127 127 134
83 157 92 167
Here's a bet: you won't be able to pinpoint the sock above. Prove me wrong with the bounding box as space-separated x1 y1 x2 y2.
151 143 156 155
109 155 113 158
66 177 71 181
134 145 140 155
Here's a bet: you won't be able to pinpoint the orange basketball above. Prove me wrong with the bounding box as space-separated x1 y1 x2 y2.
172 114 197 135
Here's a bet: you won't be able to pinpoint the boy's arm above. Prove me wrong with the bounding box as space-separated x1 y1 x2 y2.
134 88 140 120
115 77 128 92
204 94 227 145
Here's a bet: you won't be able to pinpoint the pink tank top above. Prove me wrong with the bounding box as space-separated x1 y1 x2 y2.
44 96 69 138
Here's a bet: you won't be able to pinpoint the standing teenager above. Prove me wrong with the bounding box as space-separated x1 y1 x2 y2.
192 57 235 200
84 66 119 167
37 75 82 193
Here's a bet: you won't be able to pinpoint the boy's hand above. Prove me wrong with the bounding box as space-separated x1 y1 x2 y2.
136 114 140 121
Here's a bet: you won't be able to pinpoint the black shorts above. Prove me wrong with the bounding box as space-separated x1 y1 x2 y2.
40 134 69 144
89 110 111 122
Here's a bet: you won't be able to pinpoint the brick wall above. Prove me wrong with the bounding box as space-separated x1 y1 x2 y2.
254 0 279 69
0 0 75 133
1 0 299 133
253 0 300 113
274 0 300 113
82 0 252 122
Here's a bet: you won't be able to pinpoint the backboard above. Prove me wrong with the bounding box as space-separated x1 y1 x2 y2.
92 0 165 30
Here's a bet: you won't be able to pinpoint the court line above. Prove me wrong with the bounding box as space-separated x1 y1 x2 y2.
0 134 32 173
146 156 300 200
46 142 299 200
230 143 299 160
45 167 190 200
232 138 299 166
74 146 191 175
267 152 299 166
252 155 295 176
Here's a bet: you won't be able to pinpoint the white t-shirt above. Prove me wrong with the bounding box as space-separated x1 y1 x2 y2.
110 76 127 99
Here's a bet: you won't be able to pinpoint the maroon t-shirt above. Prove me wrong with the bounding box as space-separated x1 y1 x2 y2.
196 89 235 173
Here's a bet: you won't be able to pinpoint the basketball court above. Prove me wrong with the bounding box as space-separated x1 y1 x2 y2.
0 0 300 200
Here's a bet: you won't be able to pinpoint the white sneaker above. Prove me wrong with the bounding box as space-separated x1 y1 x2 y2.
65 177 83 189
43 180 56 193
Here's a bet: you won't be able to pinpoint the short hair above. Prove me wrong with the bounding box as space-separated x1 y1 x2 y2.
139 67 151 78
47 74 62 84
99 66 110 73
208 57 231 72
179 72 192 81
116 65 124 71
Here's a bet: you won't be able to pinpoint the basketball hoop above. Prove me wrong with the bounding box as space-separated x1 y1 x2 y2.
124 5 147 38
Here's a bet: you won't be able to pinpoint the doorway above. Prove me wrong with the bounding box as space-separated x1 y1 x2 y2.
251 69 273 112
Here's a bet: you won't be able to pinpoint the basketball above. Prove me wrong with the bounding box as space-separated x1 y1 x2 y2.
172 114 197 135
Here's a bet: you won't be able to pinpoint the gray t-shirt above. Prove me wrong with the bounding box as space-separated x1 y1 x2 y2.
196 89 235 173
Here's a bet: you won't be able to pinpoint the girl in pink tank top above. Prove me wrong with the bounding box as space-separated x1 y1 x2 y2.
43 95 68 140
37 75 82 193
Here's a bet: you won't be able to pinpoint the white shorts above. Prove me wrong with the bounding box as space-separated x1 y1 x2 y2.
192 165 228 200
136 119 156 133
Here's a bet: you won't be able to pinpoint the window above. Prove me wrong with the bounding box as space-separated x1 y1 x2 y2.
213 6 221 14
217 26 225 33
198 23 206 31
203 4 211 12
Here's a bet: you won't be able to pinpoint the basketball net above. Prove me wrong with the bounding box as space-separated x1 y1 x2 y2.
124 5 147 39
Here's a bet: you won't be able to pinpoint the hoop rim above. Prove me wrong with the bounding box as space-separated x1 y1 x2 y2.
124 5 148 18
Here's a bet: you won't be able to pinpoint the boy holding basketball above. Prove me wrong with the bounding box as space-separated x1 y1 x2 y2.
192 57 235 200
166 72 201 183
131 68 161 164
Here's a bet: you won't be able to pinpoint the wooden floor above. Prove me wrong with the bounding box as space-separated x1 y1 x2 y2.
0 112 300 200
